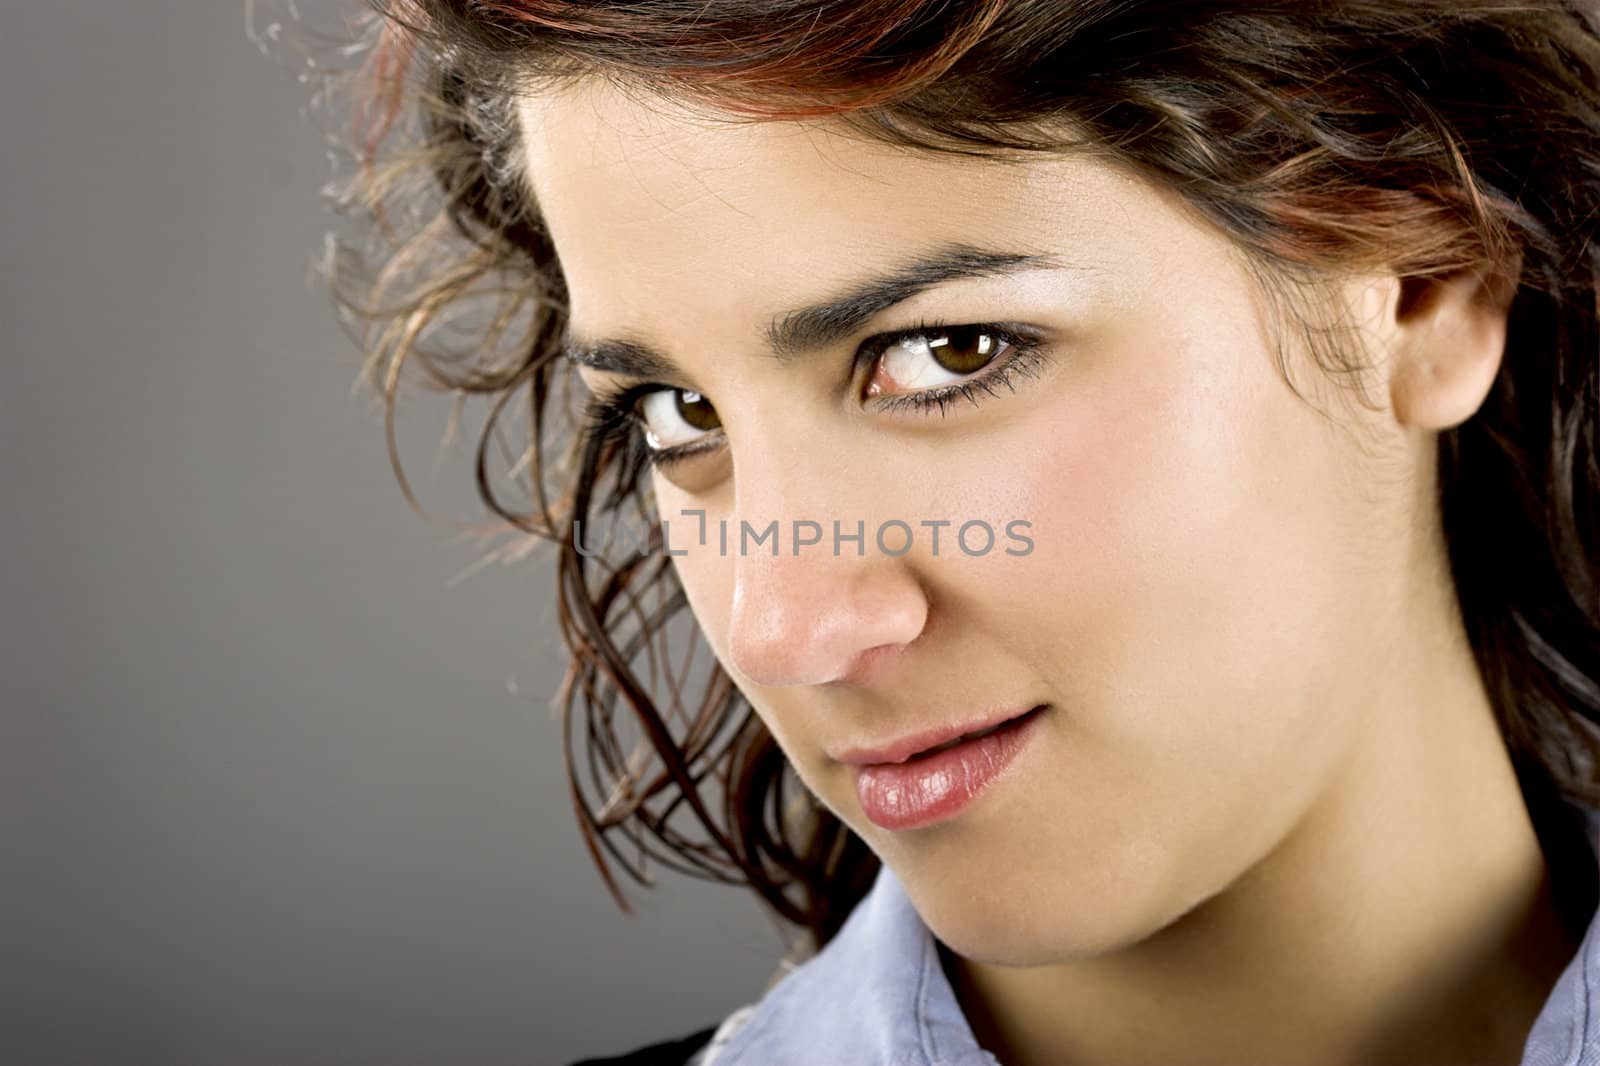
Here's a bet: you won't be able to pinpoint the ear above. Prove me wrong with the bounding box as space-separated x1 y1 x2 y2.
1382 255 1522 431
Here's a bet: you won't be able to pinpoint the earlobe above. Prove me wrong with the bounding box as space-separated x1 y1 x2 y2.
1386 260 1521 431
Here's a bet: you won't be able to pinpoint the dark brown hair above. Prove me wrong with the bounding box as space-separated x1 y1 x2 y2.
315 0 1600 958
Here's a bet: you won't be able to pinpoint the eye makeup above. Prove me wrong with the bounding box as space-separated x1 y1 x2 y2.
578 318 1052 472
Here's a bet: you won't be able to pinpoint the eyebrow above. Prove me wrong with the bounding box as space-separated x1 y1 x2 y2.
560 242 1067 379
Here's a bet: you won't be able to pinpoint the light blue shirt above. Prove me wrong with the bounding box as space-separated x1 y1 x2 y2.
704 806 1600 1066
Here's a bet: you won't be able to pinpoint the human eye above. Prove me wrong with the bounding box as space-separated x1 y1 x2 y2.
578 320 1049 472
579 381 724 473
856 320 1050 419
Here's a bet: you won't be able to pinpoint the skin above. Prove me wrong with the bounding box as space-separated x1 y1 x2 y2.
514 78 1579 1066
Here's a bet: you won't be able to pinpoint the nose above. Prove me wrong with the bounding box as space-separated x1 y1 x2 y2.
712 407 932 688
727 537 929 687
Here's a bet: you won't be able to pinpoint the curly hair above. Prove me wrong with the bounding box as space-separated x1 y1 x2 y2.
313 0 1600 960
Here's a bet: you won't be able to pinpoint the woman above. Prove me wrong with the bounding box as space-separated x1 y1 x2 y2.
317 2 1600 1063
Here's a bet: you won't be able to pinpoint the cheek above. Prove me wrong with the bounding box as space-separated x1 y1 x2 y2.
656 482 736 650
651 480 810 750
985 306 1376 888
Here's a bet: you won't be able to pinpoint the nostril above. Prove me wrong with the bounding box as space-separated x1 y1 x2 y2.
726 552 929 688
834 643 906 687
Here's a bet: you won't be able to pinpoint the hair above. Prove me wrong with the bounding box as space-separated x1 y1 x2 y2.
314 0 1600 959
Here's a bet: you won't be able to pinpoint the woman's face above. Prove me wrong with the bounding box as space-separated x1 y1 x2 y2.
515 79 1428 964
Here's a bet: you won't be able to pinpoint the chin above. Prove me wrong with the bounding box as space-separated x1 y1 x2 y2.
902 857 1191 967
924 899 1151 969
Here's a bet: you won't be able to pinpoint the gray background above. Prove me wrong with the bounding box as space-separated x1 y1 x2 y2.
2 3 779 1063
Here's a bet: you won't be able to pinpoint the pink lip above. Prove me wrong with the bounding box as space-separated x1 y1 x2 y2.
849 705 1048 831
831 704 1046 766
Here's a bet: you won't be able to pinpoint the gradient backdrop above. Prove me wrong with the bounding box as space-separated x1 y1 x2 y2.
1 4 779 1063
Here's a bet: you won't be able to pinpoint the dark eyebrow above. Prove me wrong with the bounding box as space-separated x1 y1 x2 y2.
561 242 1066 378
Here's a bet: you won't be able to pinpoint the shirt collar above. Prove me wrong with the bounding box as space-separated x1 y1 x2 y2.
714 851 997 1066
715 805 1600 1066
1521 802 1600 1066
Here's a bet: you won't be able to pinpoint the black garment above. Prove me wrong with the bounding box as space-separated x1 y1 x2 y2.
566 1024 717 1066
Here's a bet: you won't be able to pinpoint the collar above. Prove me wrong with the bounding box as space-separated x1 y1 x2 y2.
714 806 1600 1066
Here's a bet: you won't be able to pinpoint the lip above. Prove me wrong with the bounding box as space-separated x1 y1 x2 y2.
848 705 1048 831
831 704 1048 766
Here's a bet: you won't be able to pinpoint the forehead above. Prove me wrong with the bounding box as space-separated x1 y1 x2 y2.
511 76 1044 222
511 79 1124 334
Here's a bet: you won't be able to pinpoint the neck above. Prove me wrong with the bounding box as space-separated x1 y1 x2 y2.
945 626 1585 1066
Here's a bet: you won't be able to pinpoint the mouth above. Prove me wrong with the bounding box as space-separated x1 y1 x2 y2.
850 703 1050 831
835 703 1050 767
901 704 1047 762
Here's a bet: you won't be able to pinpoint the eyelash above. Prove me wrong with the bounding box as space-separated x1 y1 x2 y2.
579 319 1049 472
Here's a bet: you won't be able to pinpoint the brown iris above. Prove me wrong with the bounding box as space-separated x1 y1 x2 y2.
673 389 720 431
925 325 1005 375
